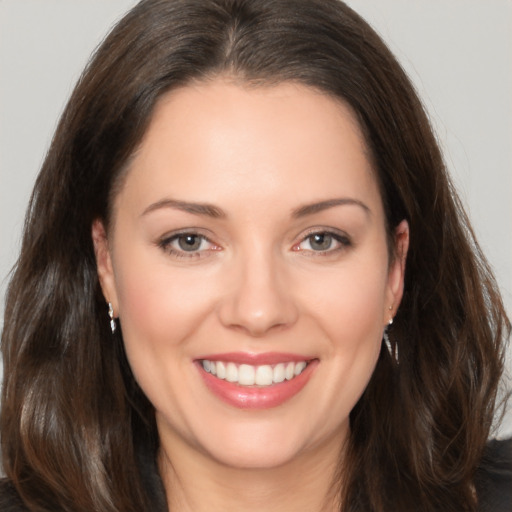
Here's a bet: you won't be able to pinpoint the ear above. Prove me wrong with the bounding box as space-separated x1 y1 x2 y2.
91 219 119 313
385 219 409 322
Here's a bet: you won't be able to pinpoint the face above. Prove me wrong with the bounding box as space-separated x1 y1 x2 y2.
93 80 408 471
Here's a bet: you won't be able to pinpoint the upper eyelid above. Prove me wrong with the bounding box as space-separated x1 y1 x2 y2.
158 228 214 243
292 228 352 253
296 226 351 242
157 231 213 252
157 233 218 260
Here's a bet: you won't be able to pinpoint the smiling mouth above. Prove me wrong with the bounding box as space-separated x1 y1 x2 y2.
200 360 309 387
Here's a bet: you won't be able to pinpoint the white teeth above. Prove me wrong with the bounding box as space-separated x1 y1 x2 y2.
255 365 273 386
273 363 285 383
294 361 307 375
216 361 226 379
226 362 238 382
201 359 309 386
238 364 255 385
285 362 295 380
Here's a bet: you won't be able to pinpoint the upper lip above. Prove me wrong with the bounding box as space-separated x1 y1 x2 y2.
196 352 314 366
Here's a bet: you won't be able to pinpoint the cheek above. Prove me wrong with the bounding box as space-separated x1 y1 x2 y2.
304 262 388 410
304 260 389 340
112 248 219 354
111 253 221 415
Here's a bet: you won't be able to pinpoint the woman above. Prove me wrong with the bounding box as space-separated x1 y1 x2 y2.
1 0 510 511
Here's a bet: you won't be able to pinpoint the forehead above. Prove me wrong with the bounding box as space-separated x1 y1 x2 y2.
116 80 381 218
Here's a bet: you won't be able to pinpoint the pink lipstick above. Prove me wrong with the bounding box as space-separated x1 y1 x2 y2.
196 353 317 409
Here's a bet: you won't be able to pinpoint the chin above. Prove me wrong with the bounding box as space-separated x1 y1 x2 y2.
195 413 344 471
205 435 307 470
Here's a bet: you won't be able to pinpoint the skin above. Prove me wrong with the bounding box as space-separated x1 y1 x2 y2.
93 80 409 512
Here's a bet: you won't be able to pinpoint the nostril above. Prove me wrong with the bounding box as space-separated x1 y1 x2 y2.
216 257 299 335
218 295 298 336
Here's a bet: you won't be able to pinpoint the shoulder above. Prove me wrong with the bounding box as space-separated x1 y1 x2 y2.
0 479 29 512
476 437 512 512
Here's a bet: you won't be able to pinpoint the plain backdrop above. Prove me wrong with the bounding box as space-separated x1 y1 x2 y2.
1 0 511 436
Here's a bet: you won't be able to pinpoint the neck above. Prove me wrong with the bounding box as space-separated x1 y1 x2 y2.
158 431 346 512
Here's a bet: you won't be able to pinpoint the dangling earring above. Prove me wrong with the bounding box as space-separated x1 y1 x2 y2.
108 302 116 334
384 307 398 364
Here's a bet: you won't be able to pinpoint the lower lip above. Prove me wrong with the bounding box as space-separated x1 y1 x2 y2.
197 360 318 409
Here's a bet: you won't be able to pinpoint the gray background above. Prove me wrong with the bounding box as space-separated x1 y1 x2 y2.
1 0 511 436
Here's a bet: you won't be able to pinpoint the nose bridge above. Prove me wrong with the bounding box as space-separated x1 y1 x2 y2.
218 240 298 336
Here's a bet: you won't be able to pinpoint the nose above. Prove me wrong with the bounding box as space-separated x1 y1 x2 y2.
217 248 299 337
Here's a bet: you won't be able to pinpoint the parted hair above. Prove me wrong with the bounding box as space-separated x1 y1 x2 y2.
1 1 509 511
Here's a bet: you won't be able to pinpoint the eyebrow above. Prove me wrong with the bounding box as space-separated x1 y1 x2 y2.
292 198 371 218
141 198 226 218
141 197 370 220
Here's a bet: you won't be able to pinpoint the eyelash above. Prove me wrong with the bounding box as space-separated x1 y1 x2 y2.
157 232 218 259
157 229 352 259
293 229 352 255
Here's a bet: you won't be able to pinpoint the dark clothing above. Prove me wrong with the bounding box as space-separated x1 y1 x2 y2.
1 438 511 511
476 438 512 511
0 481 25 512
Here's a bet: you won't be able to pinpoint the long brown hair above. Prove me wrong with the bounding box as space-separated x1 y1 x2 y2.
1 1 509 510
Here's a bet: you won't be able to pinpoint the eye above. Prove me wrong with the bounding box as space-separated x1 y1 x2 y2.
306 233 335 251
294 230 351 254
158 232 219 258
175 234 206 252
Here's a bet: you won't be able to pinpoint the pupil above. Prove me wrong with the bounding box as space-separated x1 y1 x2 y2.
178 235 201 251
311 234 331 251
